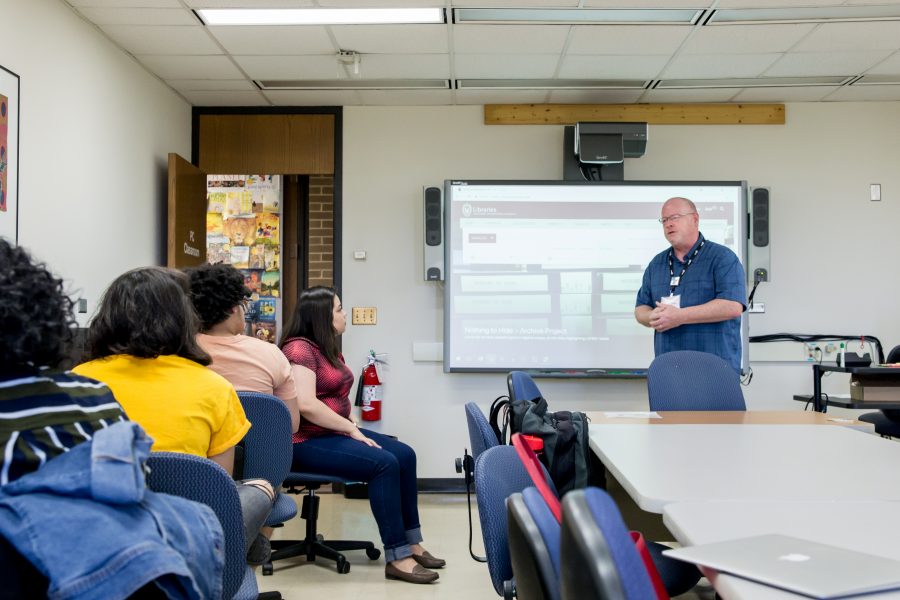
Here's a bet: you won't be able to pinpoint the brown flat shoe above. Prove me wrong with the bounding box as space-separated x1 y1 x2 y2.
412 551 446 569
385 562 439 584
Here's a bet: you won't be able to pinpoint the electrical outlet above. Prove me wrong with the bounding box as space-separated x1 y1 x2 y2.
804 342 839 362
748 302 766 313
352 307 377 325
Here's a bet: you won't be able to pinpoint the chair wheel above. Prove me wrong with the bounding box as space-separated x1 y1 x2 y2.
262 562 273 576
336 557 351 574
366 547 381 560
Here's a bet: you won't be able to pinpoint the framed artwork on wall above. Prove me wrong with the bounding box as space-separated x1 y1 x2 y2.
0 64 19 244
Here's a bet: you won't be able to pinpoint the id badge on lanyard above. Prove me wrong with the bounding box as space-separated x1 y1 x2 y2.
660 294 681 308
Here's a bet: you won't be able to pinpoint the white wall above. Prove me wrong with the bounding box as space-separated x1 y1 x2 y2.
343 103 900 477
0 0 191 320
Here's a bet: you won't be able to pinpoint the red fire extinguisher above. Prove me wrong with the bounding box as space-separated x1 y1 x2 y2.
360 352 382 422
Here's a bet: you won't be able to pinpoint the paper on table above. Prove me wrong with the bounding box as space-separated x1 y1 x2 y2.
604 411 662 419
827 418 856 423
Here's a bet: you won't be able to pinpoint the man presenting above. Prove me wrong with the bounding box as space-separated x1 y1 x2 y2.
635 197 747 373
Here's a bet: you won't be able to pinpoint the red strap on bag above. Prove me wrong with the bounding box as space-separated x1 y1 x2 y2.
630 531 670 600
511 433 561 522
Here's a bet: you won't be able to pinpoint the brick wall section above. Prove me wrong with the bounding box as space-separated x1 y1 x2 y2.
308 175 334 287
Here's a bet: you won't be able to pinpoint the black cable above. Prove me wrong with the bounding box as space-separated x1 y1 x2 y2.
465 476 487 563
749 333 884 364
747 279 760 307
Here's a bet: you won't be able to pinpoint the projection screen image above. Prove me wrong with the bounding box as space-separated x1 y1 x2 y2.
443 180 748 374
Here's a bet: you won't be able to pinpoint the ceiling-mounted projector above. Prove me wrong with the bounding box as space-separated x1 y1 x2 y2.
574 122 648 164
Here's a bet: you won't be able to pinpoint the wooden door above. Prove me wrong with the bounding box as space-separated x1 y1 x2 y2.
167 153 207 268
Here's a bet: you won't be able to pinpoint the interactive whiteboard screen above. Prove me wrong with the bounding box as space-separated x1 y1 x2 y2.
443 180 748 374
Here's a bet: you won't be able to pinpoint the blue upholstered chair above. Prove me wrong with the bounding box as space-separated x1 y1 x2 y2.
647 350 746 411
146 452 257 600
465 401 500 460
475 445 538 598
507 487 561 600
508 371 543 403
236 392 298 578
560 487 658 600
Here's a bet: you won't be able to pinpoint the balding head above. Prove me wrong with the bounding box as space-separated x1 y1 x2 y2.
662 197 697 215
660 196 700 256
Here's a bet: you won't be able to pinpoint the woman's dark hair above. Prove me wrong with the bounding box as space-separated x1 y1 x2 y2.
185 263 250 331
86 266 211 365
280 286 341 367
0 239 77 376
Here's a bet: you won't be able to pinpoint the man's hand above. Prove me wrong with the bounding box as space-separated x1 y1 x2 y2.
649 302 683 332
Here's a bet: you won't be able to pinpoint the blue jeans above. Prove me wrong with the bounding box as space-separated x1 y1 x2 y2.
292 429 422 562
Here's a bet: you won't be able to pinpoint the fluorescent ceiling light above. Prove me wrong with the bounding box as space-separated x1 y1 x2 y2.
707 5 900 24
852 75 900 86
257 79 450 90
657 76 851 88
454 8 703 25
456 79 648 90
198 8 445 26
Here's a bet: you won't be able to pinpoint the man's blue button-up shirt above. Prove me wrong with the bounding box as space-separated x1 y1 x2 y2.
635 234 747 373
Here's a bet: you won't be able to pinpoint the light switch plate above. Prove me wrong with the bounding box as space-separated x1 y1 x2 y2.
352 307 377 325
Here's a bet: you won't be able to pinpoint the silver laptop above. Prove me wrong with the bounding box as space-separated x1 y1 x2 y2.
663 534 900 599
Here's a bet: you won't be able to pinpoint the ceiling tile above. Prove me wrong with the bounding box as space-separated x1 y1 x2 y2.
184 0 315 6
454 89 551 104
263 90 363 106
792 21 900 52
357 89 454 105
75 8 197 26
732 85 841 102
234 55 344 79
181 90 270 106
559 55 670 79
567 25 691 55
453 25 570 55
137 55 245 79
332 25 449 54
547 89 646 103
713 0 845 6
99 25 221 55
454 54 560 78
452 0 578 7
208 26 335 55
640 87 743 102
351 54 451 78
69 0 179 6
580 0 713 6
663 53 782 79
824 84 900 101
865 52 900 75
765 50 892 76
682 24 815 55
165 79 257 92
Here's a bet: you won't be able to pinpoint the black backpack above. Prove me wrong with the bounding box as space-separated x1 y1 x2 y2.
489 394 591 496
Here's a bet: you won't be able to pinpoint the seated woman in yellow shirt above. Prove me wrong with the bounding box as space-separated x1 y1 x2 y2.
74 266 274 564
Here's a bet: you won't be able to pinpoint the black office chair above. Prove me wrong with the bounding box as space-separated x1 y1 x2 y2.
648 350 746 411
858 345 900 438
269 470 381 574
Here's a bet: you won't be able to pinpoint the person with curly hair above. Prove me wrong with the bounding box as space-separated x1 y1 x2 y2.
185 263 300 433
73 266 275 564
281 286 444 584
0 238 127 486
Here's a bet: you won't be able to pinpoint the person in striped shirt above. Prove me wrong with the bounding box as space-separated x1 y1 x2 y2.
0 239 126 487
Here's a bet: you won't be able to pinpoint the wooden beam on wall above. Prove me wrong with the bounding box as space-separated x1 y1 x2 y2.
484 103 785 125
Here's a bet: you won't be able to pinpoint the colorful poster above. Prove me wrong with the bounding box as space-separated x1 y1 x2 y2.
230 246 250 269
255 212 280 244
207 174 281 344
260 272 280 297
223 216 257 246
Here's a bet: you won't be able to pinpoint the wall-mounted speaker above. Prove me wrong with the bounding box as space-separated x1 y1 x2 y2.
749 187 771 282
423 186 444 281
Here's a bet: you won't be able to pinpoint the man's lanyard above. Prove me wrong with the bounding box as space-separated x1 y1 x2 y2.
668 234 705 295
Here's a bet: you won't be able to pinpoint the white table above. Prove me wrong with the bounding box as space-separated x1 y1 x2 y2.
662 501 900 599
589 424 900 513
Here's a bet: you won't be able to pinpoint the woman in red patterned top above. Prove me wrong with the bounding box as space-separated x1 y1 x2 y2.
280 287 444 585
